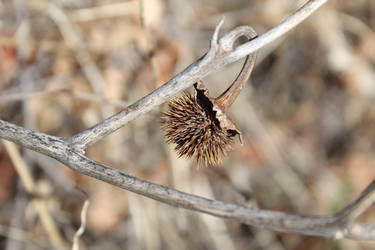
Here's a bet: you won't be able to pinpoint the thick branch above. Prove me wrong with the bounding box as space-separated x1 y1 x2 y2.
1 120 374 240
67 0 328 150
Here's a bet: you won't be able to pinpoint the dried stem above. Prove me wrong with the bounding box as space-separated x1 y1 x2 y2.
3 0 374 241
72 199 90 250
215 26 257 112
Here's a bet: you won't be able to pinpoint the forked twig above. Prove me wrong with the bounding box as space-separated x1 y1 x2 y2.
2 0 374 241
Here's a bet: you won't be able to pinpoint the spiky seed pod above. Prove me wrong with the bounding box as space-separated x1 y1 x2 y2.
161 45 257 166
161 81 241 166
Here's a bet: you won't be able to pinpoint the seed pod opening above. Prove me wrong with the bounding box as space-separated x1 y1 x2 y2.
161 81 241 166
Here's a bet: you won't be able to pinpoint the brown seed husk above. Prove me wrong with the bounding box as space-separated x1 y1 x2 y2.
161 81 241 166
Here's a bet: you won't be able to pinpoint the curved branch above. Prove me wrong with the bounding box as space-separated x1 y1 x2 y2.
67 0 328 150
1 120 375 240
215 26 257 112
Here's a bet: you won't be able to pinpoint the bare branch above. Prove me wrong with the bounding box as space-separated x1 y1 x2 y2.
1 120 375 240
67 0 328 150
3 0 374 242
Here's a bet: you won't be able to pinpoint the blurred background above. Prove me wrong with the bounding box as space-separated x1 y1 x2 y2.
0 0 374 249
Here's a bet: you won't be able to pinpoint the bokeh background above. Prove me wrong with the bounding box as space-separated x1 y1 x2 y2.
0 0 375 249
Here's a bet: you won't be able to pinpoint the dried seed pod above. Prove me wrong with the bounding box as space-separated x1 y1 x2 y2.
161 81 240 166
161 30 257 166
